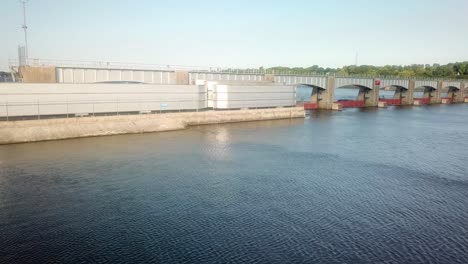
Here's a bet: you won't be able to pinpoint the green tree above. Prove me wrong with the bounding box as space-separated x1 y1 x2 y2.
399 70 416 78
259 61 468 79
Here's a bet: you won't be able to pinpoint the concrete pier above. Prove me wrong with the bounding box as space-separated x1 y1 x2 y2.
429 81 442 104
321 76 337 109
378 101 387 108
360 78 379 107
460 83 466 102
0 107 305 145
448 86 462 103
394 80 415 105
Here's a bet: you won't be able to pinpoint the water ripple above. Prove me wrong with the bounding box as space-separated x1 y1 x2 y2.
1 105 468 263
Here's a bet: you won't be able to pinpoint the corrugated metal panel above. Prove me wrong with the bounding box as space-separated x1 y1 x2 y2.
63 69 74 83
133 71 144 83
213 85 295 109
56 67 178 84
415 80 437 89
56 68 64 83
122 70 132 81
310 76 327 88
380 79 409 89
74 69 85 83
443 81 461 89
96 70 108 82
0 83 206 117
274 75 281 83
84 69 96 83
109 70 121 81
188 73 264 84
168 72 176 84
274 75 327 88
161 72 169 84
188 73 197 84
144 71 153 83
335 77 373 89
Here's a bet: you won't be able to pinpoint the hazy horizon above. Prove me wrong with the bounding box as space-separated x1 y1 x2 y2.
1 0 468 71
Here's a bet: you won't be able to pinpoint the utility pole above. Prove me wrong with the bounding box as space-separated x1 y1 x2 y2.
20 0 29 60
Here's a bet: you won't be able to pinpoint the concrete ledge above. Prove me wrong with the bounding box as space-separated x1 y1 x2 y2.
378 102 387 108
0 107 305 144
465 98 468 103
441 98 451 104
332 103 343 111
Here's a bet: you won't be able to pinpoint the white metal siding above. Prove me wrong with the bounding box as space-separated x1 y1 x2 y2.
213 85 296 109
0 83 206 117
56 67 177 84
335 77 373 89
274 75 327 88
415 80 438 89
443 81 462 89
380 79 409 89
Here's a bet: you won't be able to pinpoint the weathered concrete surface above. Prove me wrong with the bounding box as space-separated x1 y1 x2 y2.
441 98 451 104
430 81 442 104
316 76 336 109
458 82 465 103
396 80 415 105
19 66 57 83
175 71 190 85
331 103 342 111
358 79 379 107
378 101 387 108
0 107 305 144
447 86 462 103
264 74 275 82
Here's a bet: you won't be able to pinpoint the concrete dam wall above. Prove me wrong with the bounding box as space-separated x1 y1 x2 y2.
0 107 305 144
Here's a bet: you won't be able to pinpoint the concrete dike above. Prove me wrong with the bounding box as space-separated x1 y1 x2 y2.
0 107 305 144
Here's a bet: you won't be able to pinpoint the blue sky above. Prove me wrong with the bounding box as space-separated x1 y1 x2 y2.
1 0 468 71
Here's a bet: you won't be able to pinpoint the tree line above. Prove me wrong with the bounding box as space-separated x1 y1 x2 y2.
258 62 468 79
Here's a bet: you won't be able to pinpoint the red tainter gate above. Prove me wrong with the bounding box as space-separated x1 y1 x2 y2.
303 103 318 110
335 100 365 108
413 98 430 104
304 96 465 110
379 99 401 105
303 101 365 109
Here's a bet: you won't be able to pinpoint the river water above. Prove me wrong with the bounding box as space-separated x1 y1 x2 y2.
1 104 468 263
